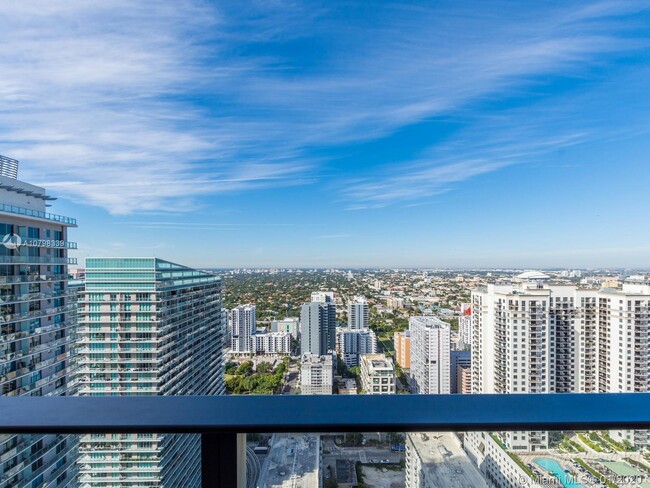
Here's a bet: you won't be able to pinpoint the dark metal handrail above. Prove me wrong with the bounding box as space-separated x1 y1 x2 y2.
0 393 649 433
1 393 649 487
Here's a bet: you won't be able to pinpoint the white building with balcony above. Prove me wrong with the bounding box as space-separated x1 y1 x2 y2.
230 304 256 353
470 273 650 451
347 296 369 329
0 157 79 488
254 331 292 355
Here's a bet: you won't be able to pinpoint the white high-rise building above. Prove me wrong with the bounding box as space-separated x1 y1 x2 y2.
230 304 256 353
593 282 650 447
336 328 377 367
0 157 79 488
300 353 333 395
470 272 650 450
471 276 556 451
458 303 472 349
347 296 369 329
409 316 451 394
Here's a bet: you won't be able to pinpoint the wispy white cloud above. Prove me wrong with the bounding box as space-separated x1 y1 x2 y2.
340 117 589 209
1 0 648 214
0 0 312 214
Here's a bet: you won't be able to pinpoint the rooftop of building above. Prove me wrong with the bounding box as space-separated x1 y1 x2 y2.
361 354 394 371
338 378 357 389
257 434 320 488
84 257 220 289
408 315 450 329
301 353 334 365
407 432 488 487
349 295 368 304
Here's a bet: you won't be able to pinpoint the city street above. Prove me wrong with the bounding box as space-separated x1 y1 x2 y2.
322 435 404 478
281 361 299 395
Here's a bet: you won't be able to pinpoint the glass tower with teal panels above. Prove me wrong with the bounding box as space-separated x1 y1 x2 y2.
77 258 224 488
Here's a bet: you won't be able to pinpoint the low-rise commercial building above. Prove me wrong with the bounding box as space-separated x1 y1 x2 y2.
337 378 358 395
406 432 487 488
257 434 321 488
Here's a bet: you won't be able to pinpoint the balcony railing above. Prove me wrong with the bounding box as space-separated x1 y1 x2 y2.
0 255 76 264
0 202 77 225
0 393 649 487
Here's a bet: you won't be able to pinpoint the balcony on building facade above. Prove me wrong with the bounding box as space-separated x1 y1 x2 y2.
0 255 77 265
0 203 77 226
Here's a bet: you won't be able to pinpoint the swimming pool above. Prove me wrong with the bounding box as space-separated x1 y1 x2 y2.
535 458 585 488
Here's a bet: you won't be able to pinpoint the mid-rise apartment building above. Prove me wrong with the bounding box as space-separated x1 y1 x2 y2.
394 330 411 369
386 296 405 310
253 331 292 355
300 353 333 395
336 328 377 367
0 157 79 488
360 353 395 394
270 317 299 340
347 296 369 329
76 257 224 487
409 316 450 394
229 304 256 353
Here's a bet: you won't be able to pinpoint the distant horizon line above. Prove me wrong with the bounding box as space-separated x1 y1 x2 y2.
70 264 650 272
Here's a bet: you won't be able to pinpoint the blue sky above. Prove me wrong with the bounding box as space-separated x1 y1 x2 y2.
2 0 650 268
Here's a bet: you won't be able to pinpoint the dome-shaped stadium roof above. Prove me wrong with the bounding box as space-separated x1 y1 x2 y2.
517 270 550 280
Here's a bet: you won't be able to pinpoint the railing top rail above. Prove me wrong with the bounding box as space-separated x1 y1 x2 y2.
0 202 77 225
0 394 649 434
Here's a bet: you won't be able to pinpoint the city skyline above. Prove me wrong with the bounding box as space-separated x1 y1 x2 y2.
2 1 650 268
